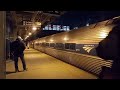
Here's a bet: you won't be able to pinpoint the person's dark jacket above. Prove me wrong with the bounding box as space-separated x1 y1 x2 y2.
96 25 120 60
11 39 26 56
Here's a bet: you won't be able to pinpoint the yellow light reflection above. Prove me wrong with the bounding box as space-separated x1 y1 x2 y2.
29 32 32 35
32 26 37 31
99 32 108 38
35 41 38 44
63 37 69 41
50 39 54 42
35 22 41 26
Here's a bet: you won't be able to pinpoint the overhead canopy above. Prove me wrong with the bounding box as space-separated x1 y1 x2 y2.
6 11 66 41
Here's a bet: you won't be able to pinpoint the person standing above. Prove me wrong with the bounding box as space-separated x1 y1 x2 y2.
11 36 27 72
96 25 120 79
27 42 30 49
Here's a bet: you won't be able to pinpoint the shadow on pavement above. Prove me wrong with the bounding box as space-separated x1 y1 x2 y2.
6 71 23 75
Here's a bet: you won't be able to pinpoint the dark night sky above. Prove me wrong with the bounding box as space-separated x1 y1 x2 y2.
51 11 120 29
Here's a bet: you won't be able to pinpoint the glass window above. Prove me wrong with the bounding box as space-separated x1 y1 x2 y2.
48 24 52 30
39 43 42 46
42 43 45 46
56 25 60 31
69 43 76 50
44 25 49 30
65 43 70 49
63 26 67 31
60 25 64 31
50 43 55 47
59 25 62 31
46 43 49 47
55 43 64 49
67 26 70 31
36 43 39 46
53 25 56 30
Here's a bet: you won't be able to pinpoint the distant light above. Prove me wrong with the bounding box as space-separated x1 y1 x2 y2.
50 39 54 42
35 22 41 26
74 27 78 29
32 26 37 31
43 40 46 42
64 37 69 41
86 23 89 26
35 41 38 44
29 32 32 36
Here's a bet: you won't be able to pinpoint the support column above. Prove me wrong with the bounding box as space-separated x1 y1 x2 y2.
13 27 18 41
0 11 6 79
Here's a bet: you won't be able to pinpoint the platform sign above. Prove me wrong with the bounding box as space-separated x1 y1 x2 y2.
23 21 33 25
23 21 41 27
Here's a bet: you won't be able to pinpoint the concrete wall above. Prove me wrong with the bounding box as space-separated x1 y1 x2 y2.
0 11 6 79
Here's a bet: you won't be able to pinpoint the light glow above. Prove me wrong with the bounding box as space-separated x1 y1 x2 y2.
50 39 54 42
35 22 41 26
29 32 32 35
63 37 69 41
100 32 108 38
32 26 37 31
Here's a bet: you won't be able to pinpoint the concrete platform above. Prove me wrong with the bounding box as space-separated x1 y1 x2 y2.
6 48 98 79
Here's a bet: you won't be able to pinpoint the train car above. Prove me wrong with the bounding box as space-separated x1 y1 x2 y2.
29 16 120 77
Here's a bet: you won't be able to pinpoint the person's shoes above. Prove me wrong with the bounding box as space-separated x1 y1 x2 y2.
23 68 28 71
15 69 20 73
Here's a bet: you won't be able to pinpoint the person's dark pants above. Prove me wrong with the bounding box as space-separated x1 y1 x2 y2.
111 58 120 79
14 53 26 71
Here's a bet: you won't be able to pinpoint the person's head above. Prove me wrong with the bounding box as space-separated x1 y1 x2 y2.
109 25 120 36
16 38 21 42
